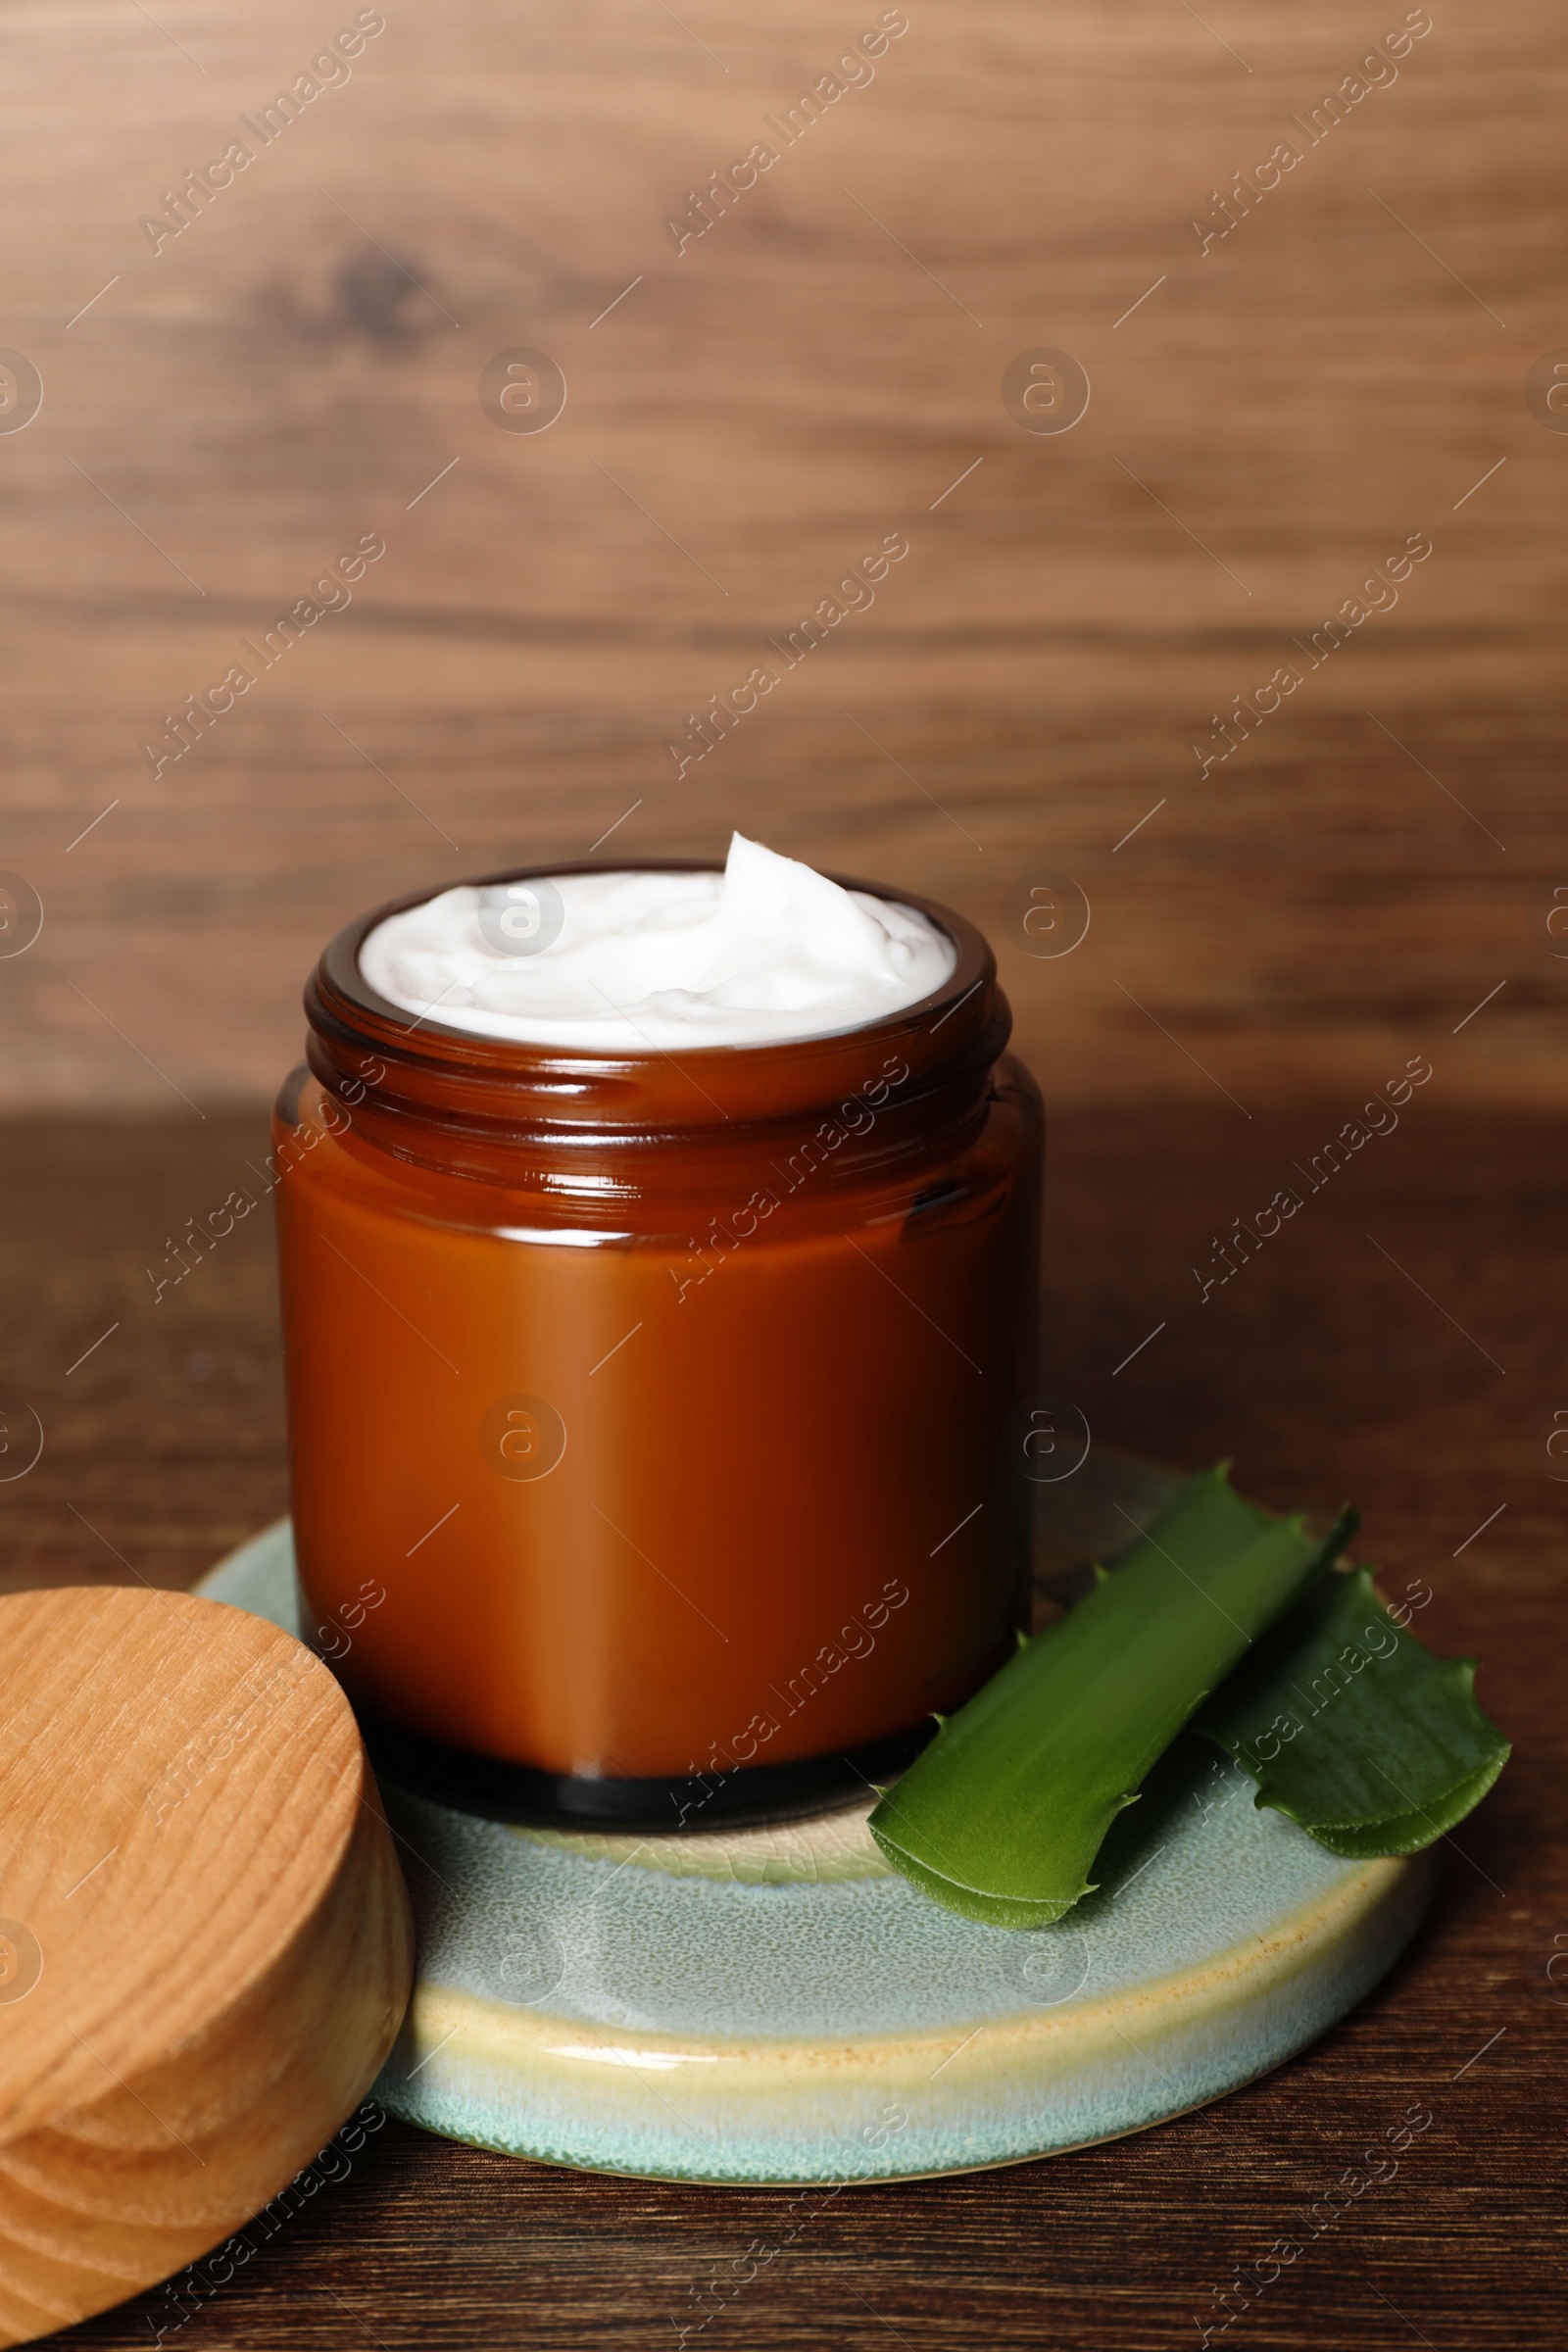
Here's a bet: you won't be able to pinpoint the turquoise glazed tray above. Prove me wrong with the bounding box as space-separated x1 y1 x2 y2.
197 1457 1438 2183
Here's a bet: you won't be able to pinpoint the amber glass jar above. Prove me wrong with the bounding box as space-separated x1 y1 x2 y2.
273 862 1042 1829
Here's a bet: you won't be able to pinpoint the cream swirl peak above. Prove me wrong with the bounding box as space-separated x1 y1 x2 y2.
358 833 956 1051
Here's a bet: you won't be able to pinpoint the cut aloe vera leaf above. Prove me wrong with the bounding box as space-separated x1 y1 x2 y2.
868 1466 1352 1928
1192 1565 1509 1856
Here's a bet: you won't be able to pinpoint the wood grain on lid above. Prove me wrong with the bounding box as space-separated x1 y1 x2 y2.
0 1588 413 2348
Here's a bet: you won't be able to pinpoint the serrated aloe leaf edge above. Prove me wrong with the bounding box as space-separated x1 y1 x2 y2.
1193 1564 1510 1855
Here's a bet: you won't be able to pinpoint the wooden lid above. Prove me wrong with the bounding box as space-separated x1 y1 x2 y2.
0 1587 414 2346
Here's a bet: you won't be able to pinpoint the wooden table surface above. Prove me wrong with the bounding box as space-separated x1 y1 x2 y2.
4 1099 1559 2352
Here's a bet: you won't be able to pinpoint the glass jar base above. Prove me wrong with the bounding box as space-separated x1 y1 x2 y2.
359 1710 937 1833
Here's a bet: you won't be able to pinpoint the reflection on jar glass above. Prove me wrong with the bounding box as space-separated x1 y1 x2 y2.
273 861 1042 1830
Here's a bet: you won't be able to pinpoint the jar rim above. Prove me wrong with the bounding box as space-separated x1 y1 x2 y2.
316 858 992 1065
304 861 1006 1162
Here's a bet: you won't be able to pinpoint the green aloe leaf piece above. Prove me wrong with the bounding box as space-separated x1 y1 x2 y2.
1192 1565 1509 1855
868 1466 1351 1927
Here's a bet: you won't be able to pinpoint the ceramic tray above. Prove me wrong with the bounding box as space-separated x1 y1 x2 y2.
198 1455 1436 2182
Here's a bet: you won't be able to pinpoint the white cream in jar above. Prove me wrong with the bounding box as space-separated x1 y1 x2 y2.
358 832 956 1051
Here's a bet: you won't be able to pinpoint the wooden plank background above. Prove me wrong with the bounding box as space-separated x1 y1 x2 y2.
0 0 1560 1116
